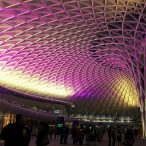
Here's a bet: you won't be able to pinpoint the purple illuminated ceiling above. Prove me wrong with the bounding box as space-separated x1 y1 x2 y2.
0 0 145 116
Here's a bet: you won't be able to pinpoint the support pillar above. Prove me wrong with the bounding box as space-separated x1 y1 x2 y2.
141 109 146 138
142 38 146 138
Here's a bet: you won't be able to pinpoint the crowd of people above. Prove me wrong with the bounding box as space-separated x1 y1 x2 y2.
0 114 142 146
107 126 139 146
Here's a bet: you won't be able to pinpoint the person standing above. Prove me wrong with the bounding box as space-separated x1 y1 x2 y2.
60 125 69 144
49 127 53 140
1 114 25 146
88 128 96 146
0 122 14 146
124 128 135 146
111 127 116 146
78 127 84 145
117 130 122 146
72 126 78 144
107 126 112 146
36 122 50 146
23 124 32 146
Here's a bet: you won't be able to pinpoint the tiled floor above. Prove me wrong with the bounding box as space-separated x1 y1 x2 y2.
0 134 146 146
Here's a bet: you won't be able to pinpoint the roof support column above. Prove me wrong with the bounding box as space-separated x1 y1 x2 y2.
142 111 146 137
142 40 146 138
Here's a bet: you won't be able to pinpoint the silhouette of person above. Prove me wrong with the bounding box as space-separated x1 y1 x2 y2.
117 130 122 146
107 126 112 146
1 114 25 146
23 123 32 146
124 128 135 146
60 124 69 144
36 122 49 146
111 127 116 146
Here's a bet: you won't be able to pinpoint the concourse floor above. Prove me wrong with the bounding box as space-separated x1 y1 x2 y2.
29 134 146 146
0 134 146 146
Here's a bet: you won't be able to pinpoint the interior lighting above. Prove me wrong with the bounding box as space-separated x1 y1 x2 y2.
0 69 74 99
112 77 139 107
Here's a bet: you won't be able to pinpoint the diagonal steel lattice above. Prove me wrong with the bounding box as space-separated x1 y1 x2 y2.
0 0 146 133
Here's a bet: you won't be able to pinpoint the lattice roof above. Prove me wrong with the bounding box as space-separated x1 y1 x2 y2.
0 0 145 116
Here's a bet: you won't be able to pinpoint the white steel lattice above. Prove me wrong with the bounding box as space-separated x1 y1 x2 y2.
0 0 145 123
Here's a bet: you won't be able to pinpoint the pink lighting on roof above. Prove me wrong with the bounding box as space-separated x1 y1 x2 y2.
0 0 145 114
